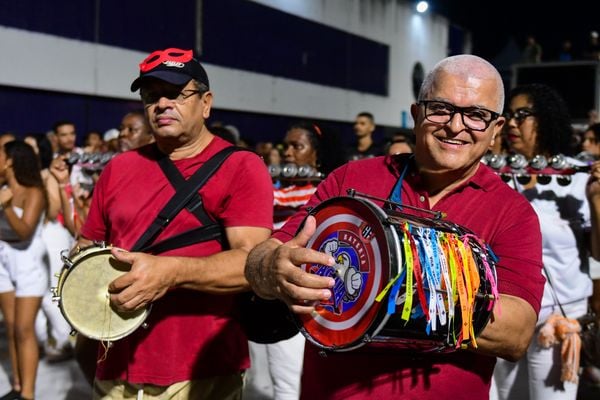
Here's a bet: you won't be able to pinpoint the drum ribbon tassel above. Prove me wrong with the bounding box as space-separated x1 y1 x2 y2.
400 223 415 323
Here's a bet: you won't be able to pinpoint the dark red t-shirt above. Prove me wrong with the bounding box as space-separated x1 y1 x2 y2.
81 136 273 385
274 154 544 399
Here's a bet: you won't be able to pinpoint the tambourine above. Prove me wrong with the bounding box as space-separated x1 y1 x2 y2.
295 191 497 352
482 153 591 185
269 163 324 182
52 243 150 341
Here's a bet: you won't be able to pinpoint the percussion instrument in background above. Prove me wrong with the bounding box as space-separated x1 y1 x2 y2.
482 153 592 185
269 163 324 182
52 243 150 342
296 191 498 352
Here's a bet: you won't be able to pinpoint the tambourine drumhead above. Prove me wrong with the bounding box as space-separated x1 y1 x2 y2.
57 246 149 341
298 196 400 351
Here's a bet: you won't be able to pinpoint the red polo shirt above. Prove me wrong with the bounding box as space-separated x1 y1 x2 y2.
81 137 273 385
274 154 544 399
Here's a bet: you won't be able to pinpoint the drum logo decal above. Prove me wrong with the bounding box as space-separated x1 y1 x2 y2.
311 229 370 315
360 222 374 241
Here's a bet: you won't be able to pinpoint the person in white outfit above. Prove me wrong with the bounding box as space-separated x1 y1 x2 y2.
25 133 75 362
492 83 600 400
0 139 48 400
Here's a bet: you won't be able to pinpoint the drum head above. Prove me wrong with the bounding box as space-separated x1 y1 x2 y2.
59 247 149 341
297 196 399 351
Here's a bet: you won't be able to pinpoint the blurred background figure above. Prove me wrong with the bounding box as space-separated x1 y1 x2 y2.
118 111 154 152
209 125 237 144
0 140 48 400
588 110 599 127
102 128 120 153
52 121 77 157
255 141 274 164
522 35 543 63
385 131 414 155
82 131 103 154
558 39 573 61
584 30 600 60
493 83 598 400
579 123 600 161
267 145 282 166
345 112 383 161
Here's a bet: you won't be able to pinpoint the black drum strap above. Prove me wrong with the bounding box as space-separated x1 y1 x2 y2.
131 146 244 253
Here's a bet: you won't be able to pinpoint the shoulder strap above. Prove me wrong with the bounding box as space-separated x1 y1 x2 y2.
141 224 224 254
131 146 241 252
157 156 214 226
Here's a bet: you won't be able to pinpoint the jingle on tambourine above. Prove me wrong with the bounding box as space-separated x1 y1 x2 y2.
269 163 324 182
482 153 592 185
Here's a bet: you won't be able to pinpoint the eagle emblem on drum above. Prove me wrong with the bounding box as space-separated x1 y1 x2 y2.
313 237 364 314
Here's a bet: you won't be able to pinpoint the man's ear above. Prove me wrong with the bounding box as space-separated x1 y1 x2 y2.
201 91 213 119
410 103 419 124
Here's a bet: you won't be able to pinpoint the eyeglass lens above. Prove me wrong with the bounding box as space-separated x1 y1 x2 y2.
422 101 495 131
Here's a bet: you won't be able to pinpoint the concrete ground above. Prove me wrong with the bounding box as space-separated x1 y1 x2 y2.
0 323 91 400
0 319 598 400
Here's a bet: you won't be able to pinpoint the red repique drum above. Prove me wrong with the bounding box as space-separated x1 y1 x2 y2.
296 195 498 352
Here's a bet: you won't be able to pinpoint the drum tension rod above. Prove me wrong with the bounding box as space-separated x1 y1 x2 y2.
346 189 445 220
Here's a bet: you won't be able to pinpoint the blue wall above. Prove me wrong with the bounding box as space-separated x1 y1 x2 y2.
0 0 390 145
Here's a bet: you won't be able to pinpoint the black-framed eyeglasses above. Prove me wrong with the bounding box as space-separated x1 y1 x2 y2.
503 108 536 124
141 89 202 106
418 100 500 132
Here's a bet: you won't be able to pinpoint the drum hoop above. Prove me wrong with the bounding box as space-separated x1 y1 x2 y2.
298 196 401 350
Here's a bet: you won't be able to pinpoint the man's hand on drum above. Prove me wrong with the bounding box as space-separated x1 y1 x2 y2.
246 216 336 314
107 248 176 312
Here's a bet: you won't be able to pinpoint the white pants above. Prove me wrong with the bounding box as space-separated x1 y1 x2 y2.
244 333 305 400
491 299 588 400
36 220 74 346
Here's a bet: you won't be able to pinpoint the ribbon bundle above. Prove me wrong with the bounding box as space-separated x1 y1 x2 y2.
376 222 498 349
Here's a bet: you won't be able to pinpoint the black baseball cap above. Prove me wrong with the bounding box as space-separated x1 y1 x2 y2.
130 48 209 92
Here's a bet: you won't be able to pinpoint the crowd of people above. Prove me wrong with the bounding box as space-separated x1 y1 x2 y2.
0 47 598 400
0 110 156 399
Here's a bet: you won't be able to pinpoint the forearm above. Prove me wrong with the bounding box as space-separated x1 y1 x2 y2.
170 247 254 293
1 206 36 240
245 238 284 299
58 184 78 236
470 294 538 361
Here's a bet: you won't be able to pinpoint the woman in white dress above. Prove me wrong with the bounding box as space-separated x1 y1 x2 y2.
0 140 48 400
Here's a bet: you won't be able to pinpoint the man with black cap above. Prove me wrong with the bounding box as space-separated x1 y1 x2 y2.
73 48 273 399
